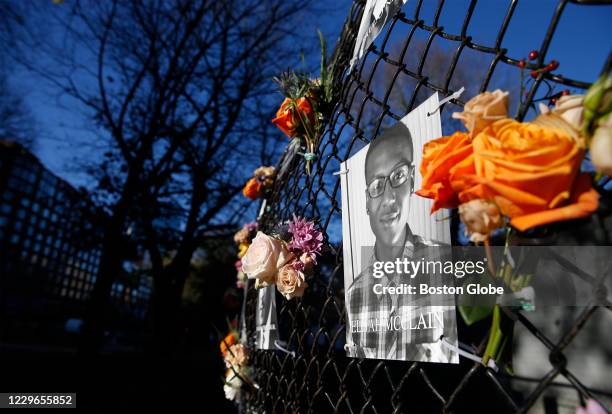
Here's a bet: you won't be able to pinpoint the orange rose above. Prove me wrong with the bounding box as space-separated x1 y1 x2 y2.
272 97 315 138
453 119 598 231
416 131 473 212
220 333 238 356
242 177 262 200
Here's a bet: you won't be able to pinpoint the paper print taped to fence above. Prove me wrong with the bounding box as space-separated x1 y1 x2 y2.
255 285 279 349
350 0 408 70
340 93 458 362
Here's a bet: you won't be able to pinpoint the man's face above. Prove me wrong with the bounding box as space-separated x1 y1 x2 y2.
365 136 412 249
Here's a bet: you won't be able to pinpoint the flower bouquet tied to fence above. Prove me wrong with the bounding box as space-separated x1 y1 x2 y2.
219 329 256 402
416 87 604 370
272 31 336 175
240 215 323 299
242 166 276 200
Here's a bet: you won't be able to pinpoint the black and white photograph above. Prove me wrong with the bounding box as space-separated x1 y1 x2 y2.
350 0 408 69
255 285 279 349
340 93 459 362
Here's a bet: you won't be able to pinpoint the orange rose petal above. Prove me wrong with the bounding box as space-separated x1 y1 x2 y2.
510 174 599 231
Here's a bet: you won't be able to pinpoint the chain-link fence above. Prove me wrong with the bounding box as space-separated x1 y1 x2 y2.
243 1 612 412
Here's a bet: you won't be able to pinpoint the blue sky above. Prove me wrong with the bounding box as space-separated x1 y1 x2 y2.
13 0 612 189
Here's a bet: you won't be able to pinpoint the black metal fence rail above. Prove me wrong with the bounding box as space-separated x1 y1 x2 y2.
244 1 612 413
0 142 151 347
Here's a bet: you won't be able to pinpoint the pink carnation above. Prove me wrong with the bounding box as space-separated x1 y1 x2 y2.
287 215 323 263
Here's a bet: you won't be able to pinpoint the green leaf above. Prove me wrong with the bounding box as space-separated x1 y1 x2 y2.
459 305 493 326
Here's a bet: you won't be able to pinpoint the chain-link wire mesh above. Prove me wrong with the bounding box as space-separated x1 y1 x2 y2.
243 1 612 412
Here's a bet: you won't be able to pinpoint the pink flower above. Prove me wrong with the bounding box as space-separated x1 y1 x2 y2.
245 221 258 234
576 399 606 414
234 260 242 272
276 262 308 300
241 232 293 284
287 216 323 263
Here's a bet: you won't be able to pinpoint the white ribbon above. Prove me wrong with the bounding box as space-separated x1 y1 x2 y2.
274 340 295 357
427 87 465 117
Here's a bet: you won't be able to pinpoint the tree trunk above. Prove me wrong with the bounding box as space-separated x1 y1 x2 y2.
151 253 193 355
79 172 139 355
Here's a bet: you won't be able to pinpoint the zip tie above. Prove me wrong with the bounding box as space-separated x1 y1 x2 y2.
297 152 318 162
274 340 295 357
439 335 498 371
427 87 465 117
333 169 349 176
304 152 317 162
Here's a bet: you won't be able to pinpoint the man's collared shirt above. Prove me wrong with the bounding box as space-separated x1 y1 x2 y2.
345 232 456 362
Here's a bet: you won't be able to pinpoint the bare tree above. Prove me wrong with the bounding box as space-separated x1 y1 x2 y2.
0 71 36 149
0 3 36 149
13 0 316 352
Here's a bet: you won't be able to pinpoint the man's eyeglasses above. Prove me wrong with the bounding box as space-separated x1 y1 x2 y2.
366 163 414 199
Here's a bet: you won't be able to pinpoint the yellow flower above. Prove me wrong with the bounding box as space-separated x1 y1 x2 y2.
237 243 249 258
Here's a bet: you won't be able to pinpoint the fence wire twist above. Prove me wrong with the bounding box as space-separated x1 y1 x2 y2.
244 1 612 413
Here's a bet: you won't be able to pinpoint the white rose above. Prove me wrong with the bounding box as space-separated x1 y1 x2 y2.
241 231 293 283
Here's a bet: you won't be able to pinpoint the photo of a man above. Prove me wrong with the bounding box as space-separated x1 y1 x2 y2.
340 94 458 362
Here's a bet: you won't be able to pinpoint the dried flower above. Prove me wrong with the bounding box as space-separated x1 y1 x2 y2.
458 200 504 243
287 215 323 262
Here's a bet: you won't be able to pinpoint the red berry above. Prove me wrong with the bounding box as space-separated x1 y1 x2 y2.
550 98 557 105
528 50 539 60
530 70 539 79
547 60 559 70
518 59 526 69
562 89 570 96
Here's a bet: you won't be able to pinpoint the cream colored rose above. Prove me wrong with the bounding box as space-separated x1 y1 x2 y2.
539 94 585 131
458 199 504 243
590 116 612 176
452 90 509 138
241 232 292 283
276 263 308 300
